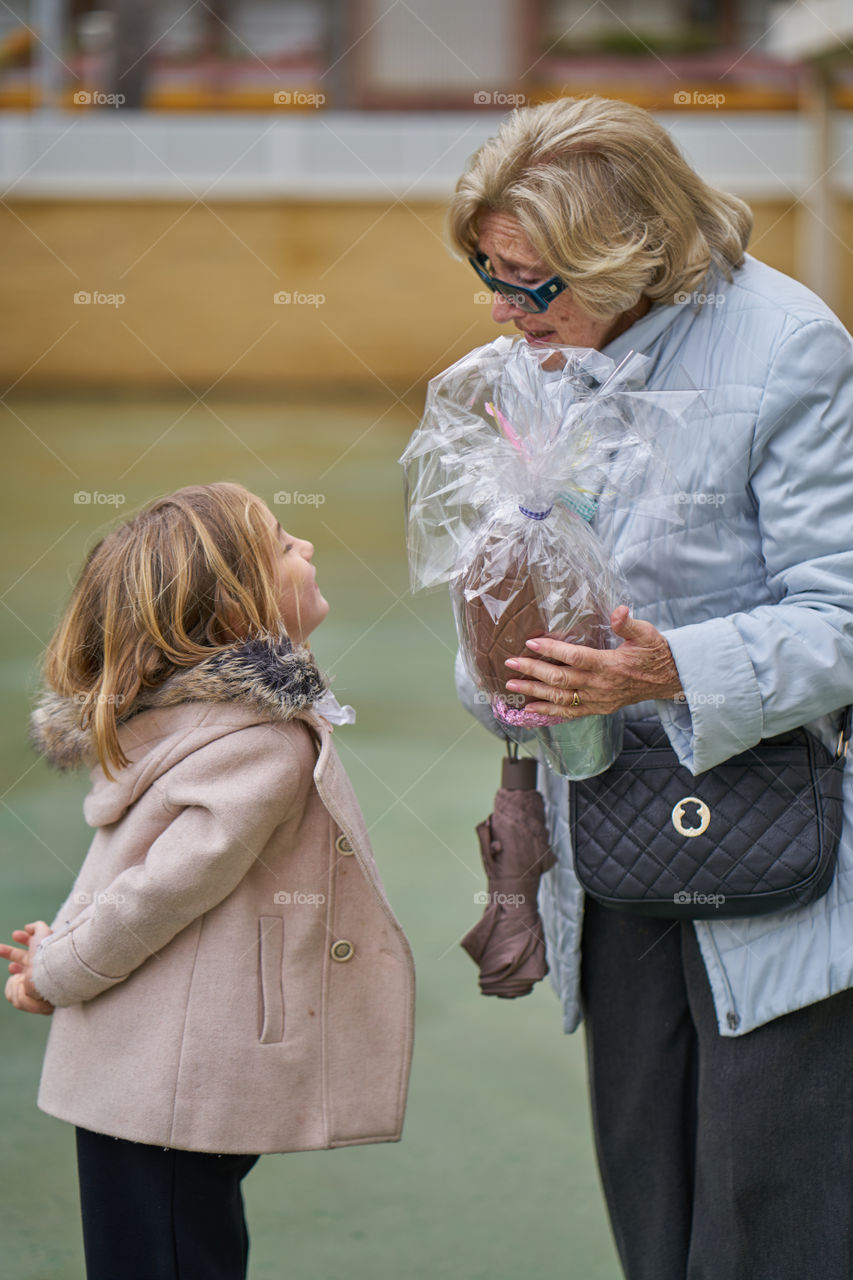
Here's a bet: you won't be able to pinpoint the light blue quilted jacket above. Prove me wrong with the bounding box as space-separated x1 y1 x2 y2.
455 253 853 1037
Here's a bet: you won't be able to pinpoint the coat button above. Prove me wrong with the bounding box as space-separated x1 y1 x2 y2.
330 939 354 962
335 834 354 855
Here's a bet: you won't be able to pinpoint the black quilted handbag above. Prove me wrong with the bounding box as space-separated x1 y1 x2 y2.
570 712 850 919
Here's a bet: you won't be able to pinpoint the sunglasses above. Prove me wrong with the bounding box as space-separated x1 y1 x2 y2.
468 250 568 314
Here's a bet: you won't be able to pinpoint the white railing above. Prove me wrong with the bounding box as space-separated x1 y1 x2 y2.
2 110 847 200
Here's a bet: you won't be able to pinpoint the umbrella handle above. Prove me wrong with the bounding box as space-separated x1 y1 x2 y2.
501 755 538 790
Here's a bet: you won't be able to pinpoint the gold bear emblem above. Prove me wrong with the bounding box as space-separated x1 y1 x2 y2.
671 797 711 838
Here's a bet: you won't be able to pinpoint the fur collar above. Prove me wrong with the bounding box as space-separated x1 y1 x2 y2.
30 631 327 772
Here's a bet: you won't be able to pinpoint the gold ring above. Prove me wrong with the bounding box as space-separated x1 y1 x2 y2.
571 691 581 707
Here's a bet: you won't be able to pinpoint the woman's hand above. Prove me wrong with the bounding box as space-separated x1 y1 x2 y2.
0 922 54 1015
504 605 684 720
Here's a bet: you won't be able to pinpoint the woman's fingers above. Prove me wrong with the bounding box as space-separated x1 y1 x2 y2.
506 655 574 688
506 677 569 704
524 635 599 668
522 702 580 721
506 669 602 705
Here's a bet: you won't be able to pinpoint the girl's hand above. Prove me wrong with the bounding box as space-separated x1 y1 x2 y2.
504 606 684 719
0 922 54 1014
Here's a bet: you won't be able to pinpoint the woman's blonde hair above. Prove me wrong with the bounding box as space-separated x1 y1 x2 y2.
449 95 753 318
44 482 284 778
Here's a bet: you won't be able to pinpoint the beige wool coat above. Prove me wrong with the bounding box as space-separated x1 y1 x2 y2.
28 633 415 1155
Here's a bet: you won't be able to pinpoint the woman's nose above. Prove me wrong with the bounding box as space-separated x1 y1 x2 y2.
301 540 314 560
491 293 527 324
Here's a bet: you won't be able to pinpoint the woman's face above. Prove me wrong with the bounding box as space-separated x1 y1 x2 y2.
476 210 646 349
261 507 329 643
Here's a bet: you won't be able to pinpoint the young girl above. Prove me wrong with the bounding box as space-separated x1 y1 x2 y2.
1 482 415 1280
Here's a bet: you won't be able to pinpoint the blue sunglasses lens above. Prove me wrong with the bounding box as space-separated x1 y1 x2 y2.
493 283 543 313
470 255 551 314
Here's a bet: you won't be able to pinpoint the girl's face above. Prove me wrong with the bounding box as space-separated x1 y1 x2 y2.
262 507 329 643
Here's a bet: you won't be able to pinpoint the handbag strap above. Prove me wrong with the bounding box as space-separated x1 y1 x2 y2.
837 705 852 761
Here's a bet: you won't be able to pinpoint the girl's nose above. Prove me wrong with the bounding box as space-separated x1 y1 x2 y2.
301 539 314 560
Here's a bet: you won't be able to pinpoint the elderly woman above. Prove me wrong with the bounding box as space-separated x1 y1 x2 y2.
448 96 853 1280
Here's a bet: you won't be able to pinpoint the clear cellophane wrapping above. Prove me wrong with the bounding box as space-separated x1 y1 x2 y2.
402 336 693 777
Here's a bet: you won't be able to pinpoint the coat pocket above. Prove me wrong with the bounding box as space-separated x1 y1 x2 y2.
257 916 285 1044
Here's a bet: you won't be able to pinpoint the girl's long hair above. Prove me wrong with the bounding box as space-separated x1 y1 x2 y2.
43 482 284 778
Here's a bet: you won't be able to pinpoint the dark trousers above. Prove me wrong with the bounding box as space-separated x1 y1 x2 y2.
76 1127 260 1280
580 897 853 1280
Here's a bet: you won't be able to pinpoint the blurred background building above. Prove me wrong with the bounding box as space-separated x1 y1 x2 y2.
1 0 851 389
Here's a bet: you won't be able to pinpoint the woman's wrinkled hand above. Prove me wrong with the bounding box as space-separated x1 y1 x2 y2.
504 605 684 720
0 921 54 1014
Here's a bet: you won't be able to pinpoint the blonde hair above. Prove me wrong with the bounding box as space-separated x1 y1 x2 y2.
43 482 284 778
449 95 753 318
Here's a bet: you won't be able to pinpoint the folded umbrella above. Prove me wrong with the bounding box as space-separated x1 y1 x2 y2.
461 753 557 998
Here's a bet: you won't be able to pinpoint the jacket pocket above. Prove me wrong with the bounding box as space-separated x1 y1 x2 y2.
257 916 285 1044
